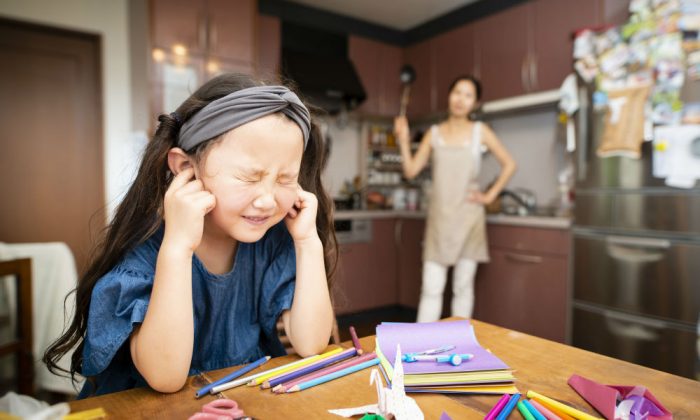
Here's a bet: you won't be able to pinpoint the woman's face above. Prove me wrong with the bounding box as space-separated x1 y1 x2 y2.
448 79 478 118
197 113 304 243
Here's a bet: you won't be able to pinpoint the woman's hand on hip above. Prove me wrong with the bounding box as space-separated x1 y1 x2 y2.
468 190 495 205
285 185 319 244
163 167 216 252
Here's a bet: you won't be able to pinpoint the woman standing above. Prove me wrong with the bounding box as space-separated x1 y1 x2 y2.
394 76 516 322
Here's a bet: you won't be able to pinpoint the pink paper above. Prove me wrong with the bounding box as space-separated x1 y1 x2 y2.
567 374 672 420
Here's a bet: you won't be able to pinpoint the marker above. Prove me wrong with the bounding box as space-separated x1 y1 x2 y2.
402 353 473 366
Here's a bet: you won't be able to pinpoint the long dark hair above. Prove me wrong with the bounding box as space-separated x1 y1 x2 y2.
43 73 338 384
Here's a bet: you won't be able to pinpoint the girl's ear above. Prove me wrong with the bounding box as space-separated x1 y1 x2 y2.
167 147 193 175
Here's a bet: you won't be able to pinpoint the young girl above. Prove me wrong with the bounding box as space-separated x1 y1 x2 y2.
394 75 516 322
44 73 337 397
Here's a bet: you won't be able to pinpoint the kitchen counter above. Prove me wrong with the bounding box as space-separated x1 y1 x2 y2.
334 209 571 229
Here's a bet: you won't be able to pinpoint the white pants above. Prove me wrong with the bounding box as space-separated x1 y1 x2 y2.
416 259 477 322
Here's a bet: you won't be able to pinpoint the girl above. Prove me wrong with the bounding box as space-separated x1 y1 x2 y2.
44 73 336 397
394 75 516 322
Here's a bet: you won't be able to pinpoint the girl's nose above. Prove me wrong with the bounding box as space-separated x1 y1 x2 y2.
252 186 276 210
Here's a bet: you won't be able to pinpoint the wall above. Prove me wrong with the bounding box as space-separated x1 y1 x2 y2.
320 117 363 198
478 108 568 209
0 0 139 220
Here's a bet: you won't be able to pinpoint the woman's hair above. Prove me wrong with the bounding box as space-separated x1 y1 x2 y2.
448 75 482 101
43 73 338 384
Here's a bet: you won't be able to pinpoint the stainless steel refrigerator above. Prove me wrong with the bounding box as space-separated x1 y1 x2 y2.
571 83 700 380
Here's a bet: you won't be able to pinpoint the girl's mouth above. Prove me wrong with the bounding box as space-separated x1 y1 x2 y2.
242 215 270 225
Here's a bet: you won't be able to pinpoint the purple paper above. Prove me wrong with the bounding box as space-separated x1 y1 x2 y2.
376 320 509 374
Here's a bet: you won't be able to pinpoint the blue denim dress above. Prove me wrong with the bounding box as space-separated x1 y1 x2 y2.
78 222 296 398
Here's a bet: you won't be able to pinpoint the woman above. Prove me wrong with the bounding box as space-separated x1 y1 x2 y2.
394 75 516 322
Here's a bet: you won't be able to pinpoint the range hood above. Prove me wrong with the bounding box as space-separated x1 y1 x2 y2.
281 22 366 114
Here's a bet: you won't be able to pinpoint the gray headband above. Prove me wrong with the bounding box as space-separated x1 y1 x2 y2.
178 85 311 151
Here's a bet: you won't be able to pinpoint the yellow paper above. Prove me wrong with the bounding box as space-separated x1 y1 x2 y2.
64 407 107 420
247 347 343 386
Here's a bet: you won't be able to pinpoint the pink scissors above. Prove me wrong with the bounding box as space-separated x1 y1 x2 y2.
188 398 248 420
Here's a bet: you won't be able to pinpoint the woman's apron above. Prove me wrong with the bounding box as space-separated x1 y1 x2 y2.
423 122 490 265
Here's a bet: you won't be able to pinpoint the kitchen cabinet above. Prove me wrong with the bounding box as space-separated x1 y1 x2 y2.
403 39 437 118
349 36 402 117
474 2 531 102
333 219 398 315
433 23 476 112
397 218 425 309
150 0 255 65
256 14 281 80
474 224 570 343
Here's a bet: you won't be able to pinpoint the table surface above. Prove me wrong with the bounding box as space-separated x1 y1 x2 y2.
69 319 700 419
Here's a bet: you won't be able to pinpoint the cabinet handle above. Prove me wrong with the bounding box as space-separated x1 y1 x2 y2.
505 252 542 264
606 236 671 249
521 56 530 92
394 219 403 247
529 53 538 91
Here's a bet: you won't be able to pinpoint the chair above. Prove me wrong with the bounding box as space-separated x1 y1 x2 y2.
0 258 34 395
276 317 341 355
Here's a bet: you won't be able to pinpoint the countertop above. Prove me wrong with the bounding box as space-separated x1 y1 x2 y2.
334 209 572 229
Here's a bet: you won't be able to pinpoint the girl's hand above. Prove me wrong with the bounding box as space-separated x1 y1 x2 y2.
285 185 319 244
394 116 410 149
163 167 216 252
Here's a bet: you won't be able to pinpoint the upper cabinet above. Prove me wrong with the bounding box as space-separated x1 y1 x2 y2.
433 23 476 111
349 36 402 117
403 39 436 118
474 2 531 102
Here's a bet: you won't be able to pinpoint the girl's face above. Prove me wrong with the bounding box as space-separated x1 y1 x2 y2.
448 79 478 118
198 113 304 243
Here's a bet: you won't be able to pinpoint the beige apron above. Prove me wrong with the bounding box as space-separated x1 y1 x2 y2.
423 122 489 265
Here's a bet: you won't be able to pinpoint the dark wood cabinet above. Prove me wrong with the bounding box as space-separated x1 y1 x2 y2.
474 224 571 343
404 39 437 118
474 2 531 102
349 36 403 117
433 23 476 112
333 219 398 315
397 218 425 309
151 0 207 56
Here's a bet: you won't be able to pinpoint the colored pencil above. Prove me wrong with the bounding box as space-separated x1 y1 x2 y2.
484 394 511 420
529 399 564 420
518 400 536 420
272 352 378 393
523 399 547 420
194 355 270 398
349 326 364 354
531 398 575 420
247 347 343 386
210 348 340 394
262 347 357 389
285 356 380 393
495 393 521 420
527 391 603 420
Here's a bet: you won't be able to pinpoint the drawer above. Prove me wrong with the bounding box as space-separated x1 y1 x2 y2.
572 305 699 380
487 224 571 256
573 232 700 324
614 192 700 236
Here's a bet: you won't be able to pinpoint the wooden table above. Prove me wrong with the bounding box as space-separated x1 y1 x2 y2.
69 319 700 419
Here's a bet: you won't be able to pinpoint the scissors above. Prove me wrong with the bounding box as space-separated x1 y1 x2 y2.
189 398 250 420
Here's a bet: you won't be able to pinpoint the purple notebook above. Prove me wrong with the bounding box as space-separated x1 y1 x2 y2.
376 320 509 374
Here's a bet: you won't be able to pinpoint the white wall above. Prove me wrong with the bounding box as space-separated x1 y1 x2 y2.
321 117 363 198
0 0 136 219
478 108 568 209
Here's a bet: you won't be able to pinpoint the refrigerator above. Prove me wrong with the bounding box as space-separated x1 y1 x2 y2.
571 80 700 380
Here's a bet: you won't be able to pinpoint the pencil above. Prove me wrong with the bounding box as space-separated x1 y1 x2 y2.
527 391 603 420
518 400 536 420
262 347 357 389
194 355 270 398
529 399 565 420
495 393 521 420
246 347 343 386
349 326 364 355
530 398 575 420
484 394 511 420
522 399 547 420
272 352 378 393
285 356 380 393
210 348 340 394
